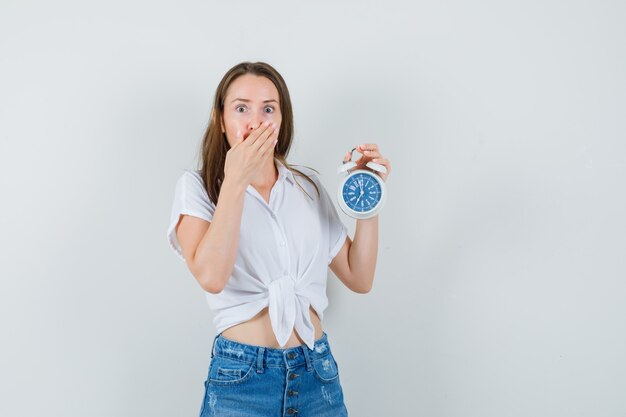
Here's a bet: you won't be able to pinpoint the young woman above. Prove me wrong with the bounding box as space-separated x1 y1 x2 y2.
167 61 391 416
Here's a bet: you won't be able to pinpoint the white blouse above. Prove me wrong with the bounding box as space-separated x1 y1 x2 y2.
166 158 348 350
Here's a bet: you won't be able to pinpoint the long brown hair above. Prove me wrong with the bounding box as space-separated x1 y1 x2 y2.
198 61 320 204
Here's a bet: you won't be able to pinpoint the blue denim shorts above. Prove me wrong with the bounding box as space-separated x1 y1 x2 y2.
198 331 348 416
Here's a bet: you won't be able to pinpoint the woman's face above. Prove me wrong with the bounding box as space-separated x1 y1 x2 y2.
221 74 282 148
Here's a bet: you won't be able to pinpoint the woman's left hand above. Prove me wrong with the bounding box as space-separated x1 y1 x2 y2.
343 143 391 182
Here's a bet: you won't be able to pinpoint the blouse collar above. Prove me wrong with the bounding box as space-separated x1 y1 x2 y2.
275 158 295 187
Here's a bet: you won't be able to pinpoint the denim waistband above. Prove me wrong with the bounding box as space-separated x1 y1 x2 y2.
210 331 332 370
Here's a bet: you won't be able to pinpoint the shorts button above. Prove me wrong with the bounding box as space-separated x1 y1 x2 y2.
287 389 298 396
287 352 297 359
287 408 298 414
289 372 299 380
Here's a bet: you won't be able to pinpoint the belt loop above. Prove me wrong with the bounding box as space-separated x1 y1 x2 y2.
301 344 313 371
257 347 265 373
210 333 219 358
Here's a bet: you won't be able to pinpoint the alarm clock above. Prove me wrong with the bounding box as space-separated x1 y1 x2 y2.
336 147 387 219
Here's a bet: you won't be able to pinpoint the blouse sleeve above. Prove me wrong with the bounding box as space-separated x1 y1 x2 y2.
318 180 349 265
166 170 216 261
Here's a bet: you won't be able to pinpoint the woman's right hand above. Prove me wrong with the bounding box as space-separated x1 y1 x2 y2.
224 120 279 186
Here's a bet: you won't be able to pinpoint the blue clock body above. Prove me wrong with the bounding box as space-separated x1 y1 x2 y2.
341 171 383 213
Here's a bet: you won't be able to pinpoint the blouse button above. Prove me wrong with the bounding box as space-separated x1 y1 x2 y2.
280 241 286 246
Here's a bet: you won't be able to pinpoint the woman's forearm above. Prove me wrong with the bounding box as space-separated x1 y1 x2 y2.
347 215 379 292
194 177 247 293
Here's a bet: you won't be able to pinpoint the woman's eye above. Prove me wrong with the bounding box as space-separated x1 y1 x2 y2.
265 106 274 113
236 106 246 113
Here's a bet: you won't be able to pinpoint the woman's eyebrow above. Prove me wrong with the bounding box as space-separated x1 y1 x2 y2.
231 98 278 104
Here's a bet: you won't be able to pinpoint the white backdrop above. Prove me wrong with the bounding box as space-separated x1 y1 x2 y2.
1 1 625 416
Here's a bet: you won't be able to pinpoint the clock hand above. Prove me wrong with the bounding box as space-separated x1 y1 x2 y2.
355 185 363 204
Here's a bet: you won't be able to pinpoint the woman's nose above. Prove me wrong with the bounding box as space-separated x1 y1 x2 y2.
248 113 272 131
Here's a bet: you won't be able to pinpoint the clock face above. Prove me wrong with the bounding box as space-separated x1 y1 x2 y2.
341 172 382 212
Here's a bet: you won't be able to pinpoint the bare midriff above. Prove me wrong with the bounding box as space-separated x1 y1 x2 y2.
220 305 323 349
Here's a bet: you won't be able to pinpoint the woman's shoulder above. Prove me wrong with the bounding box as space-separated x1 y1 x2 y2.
174 169 210 196
181 169 203 179
176 169 204 185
